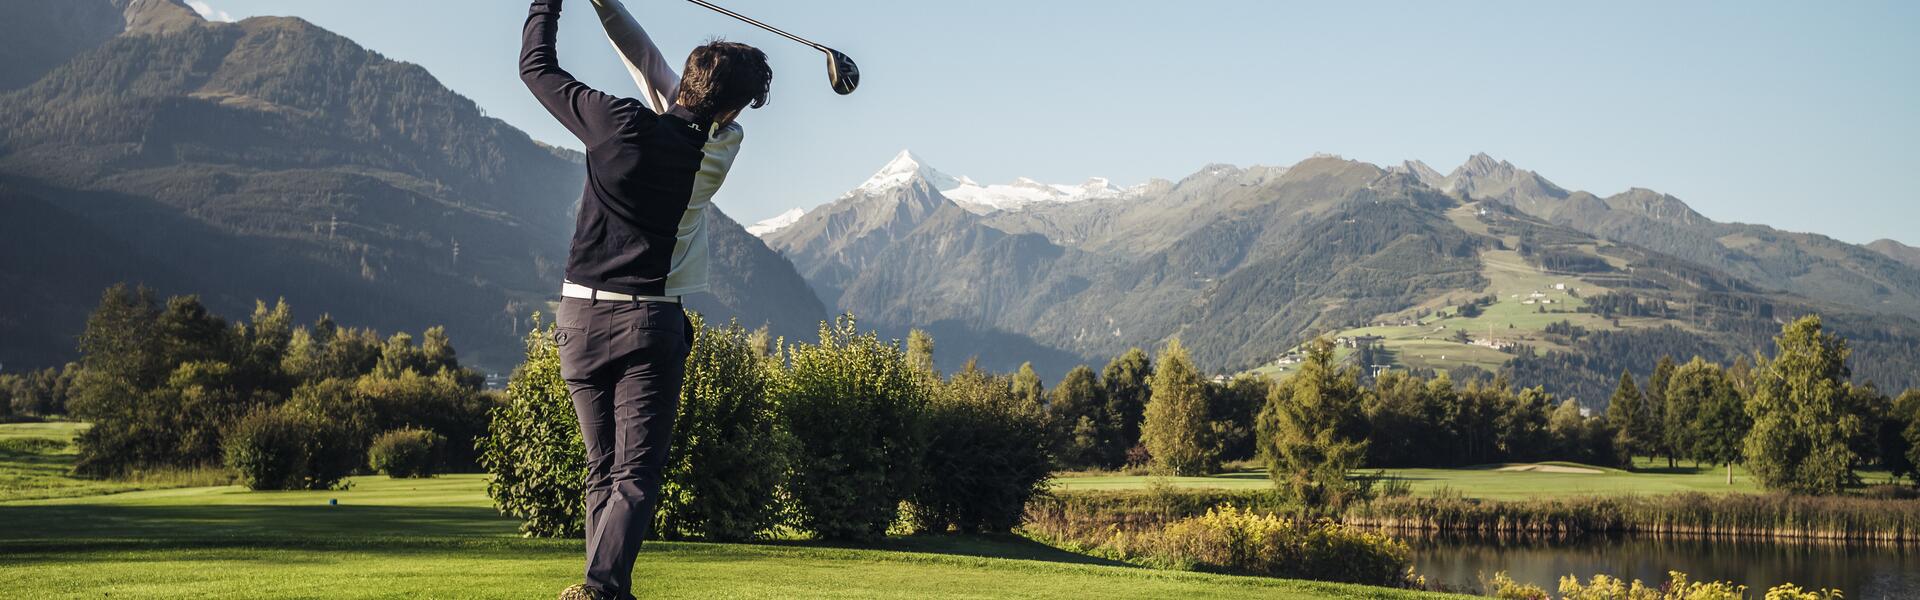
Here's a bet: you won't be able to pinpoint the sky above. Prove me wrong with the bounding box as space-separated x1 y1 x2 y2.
189 0 1918 244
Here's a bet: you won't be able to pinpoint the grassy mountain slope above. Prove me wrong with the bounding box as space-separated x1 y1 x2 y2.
1442 154 1920 317
1869 239 1920 270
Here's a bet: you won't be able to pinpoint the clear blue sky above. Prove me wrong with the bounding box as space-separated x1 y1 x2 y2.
191 0 1917 244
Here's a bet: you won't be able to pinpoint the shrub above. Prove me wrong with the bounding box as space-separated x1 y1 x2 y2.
223 404 355 491
1152 505 1410 586
1488 570 1841 600
478 318 585 538
911 363 1053 534
783 315 930 541
1487 571 1550 600
369 428 444 478
482 314 800 540
656 315 788 541
354 370 494 470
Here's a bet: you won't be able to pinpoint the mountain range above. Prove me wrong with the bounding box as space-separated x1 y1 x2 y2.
3 0 1913 406
0 0 823 373
760 149 1920 403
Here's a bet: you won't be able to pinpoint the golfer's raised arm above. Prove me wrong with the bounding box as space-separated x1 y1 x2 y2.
521 0 628 145
589 0 681 114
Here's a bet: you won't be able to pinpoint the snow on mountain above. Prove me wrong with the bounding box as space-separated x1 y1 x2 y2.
853 149 1137 215
746 207 807 238
855 149 970 194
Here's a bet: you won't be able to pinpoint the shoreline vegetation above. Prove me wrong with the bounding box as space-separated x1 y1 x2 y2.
1033 487 1920 545
1347 492 1920 544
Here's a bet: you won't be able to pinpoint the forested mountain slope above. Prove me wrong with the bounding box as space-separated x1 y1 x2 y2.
0 0 823 371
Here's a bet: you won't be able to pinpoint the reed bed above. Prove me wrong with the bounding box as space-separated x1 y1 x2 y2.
1346 492 1920 543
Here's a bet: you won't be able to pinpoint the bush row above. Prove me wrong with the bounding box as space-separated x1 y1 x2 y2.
61 286 493 487
480 315 1053 542
1487 570 1841 600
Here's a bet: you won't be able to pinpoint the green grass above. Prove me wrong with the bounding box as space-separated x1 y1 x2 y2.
1056 459 1902 501
1248 233 1636 377
1052 470 1274 491
0 421 230 502
0 423 1463 599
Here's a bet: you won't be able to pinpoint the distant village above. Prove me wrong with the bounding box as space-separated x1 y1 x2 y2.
1265 281 1585 372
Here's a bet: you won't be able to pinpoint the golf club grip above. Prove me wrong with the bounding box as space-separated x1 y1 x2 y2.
685 0 827 53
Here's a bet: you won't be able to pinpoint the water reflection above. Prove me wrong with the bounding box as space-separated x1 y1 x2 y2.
1405 532 1920 600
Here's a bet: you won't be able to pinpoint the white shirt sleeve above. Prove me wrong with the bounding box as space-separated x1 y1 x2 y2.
588 0 681 114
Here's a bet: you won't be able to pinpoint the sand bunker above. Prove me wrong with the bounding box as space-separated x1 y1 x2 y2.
1496 464 1605 474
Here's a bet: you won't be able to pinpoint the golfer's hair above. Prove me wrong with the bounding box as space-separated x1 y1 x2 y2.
677 39 773 117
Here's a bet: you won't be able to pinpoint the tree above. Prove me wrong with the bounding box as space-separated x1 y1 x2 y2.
1048 366 1105 469
1101 348 1153 467
1141 340 1214 475
1744 316 1859 495
1670 358 1747 484
1889 390 1919 483
1844 384 1893 475
1646 356 1676 467
1547 399 1615 465
907 329 937 378
1661 357 1704 468
1013 362 1045 413
1493 386 1553 462
1605 371 1650 465
1361 371 1430 468
1206 374 1271 463
1258 340 1371 513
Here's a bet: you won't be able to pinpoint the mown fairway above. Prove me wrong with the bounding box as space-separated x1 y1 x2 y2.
1053 460 1901 501
0 423 1463 599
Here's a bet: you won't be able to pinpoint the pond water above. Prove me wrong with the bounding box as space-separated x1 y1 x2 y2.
1408 533 1920 600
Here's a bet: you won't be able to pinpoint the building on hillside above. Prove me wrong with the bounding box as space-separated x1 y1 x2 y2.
1340 335 1384 349
1472 337 1515 351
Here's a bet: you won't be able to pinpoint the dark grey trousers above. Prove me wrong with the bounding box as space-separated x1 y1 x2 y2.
555 297 692 600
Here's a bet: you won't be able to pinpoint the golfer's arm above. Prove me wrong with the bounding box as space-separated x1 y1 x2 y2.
589 0 681 113
520 0 624 145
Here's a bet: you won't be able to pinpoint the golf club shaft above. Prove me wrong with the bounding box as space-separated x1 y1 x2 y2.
685 0 827 53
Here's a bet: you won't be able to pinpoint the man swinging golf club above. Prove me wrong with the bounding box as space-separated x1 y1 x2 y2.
518 0 824 598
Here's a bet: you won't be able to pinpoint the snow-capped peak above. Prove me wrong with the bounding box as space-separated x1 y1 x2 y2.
746 207 807 238
855 150 965 194
853 149 1139 214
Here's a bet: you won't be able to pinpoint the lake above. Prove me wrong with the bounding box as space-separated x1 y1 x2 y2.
1409 533 1920 599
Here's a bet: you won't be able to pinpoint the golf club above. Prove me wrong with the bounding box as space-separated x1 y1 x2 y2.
685 0 860 95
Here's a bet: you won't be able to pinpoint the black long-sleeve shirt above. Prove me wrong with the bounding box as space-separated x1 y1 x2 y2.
522 0 740 297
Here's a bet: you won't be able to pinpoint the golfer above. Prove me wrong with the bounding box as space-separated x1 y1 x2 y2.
519 1 770 598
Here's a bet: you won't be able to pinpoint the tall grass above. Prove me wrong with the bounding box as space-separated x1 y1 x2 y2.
1022 487 1414 587
1024 486 1291 548
109 465 237 488
1034 486 1920 546
1347 492 1920 542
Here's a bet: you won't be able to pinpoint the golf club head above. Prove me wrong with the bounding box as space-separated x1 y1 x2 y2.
825 48 859 95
